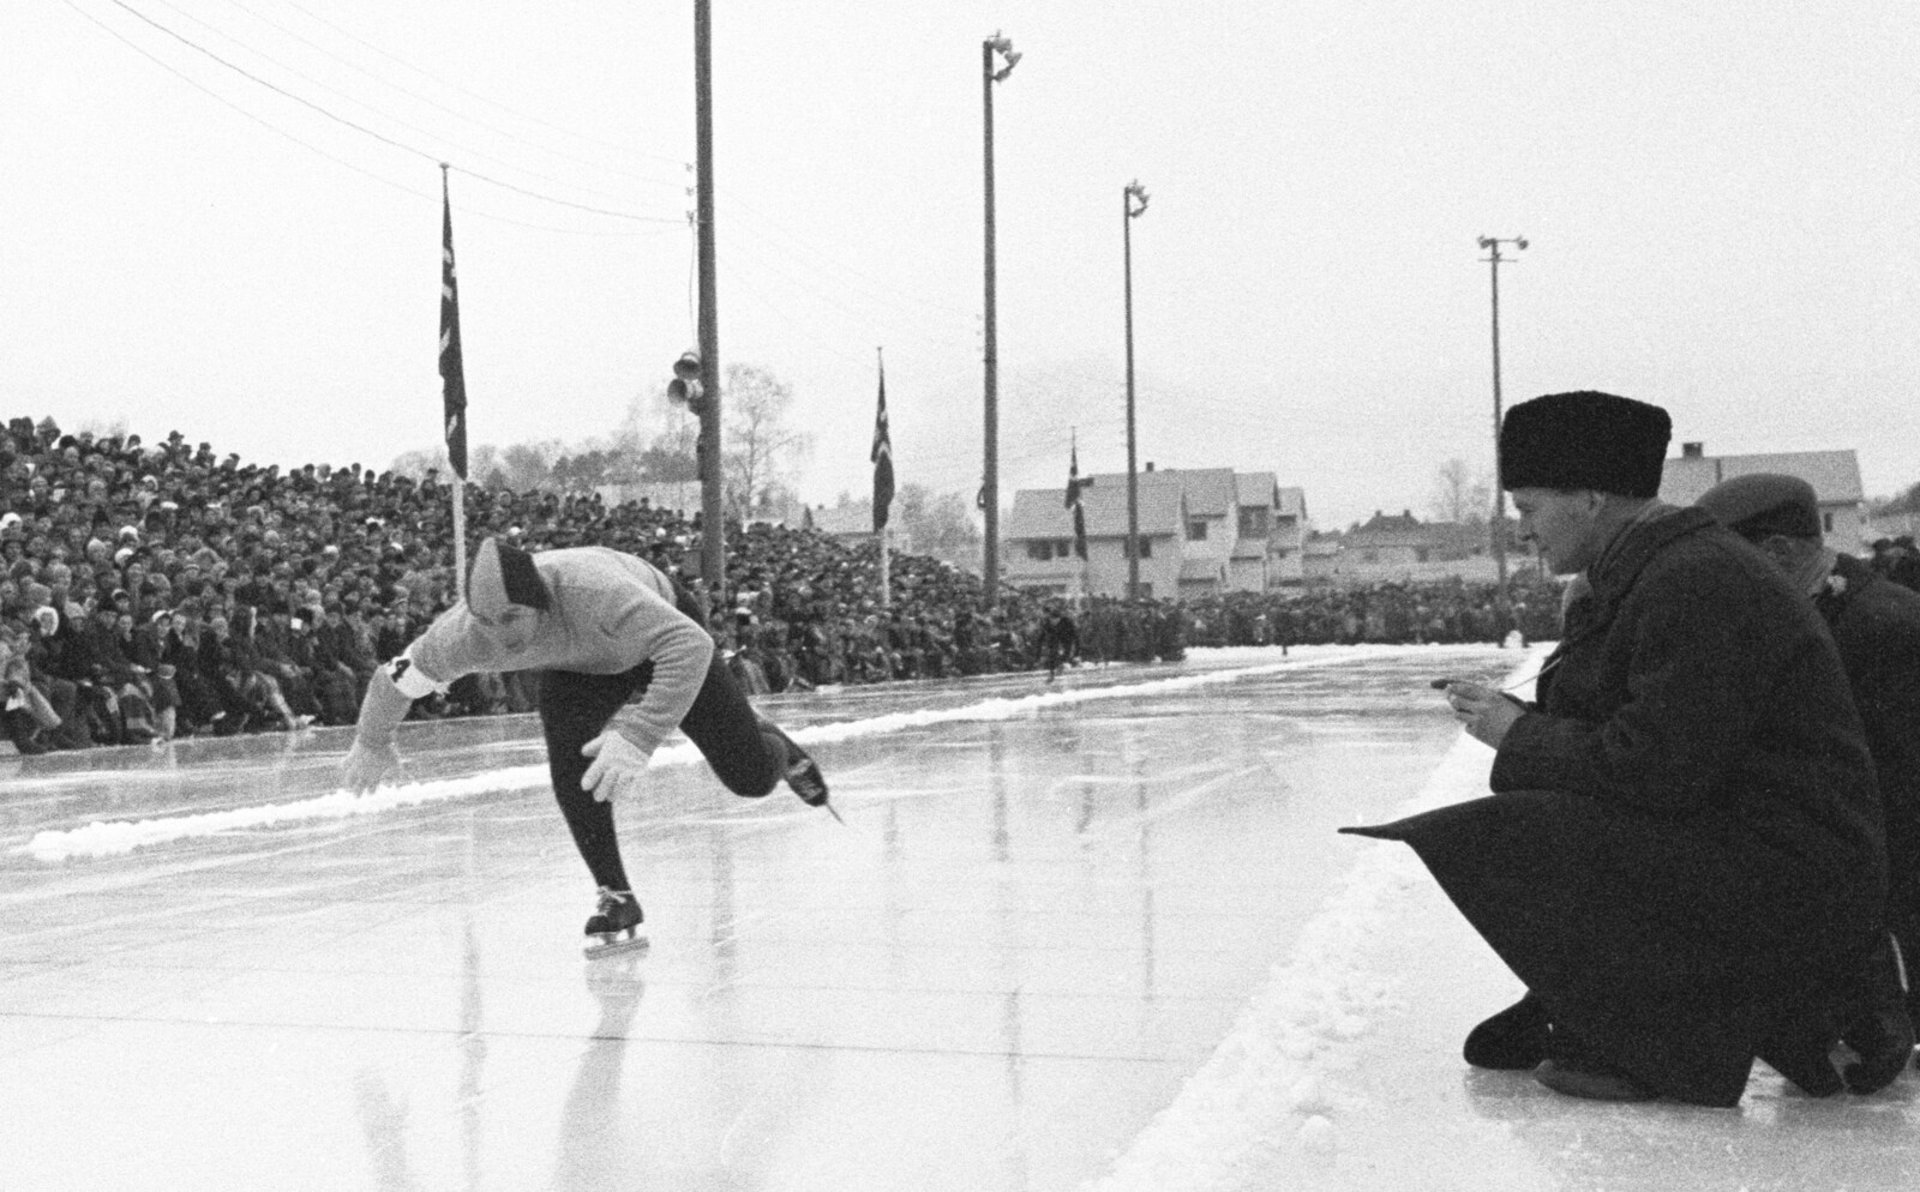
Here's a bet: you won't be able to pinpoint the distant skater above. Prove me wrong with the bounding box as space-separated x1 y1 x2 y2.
342 537 834 956
1036 599 1080 682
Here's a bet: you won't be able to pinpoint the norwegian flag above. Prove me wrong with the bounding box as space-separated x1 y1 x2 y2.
871 358 894 532
440 172 468 481
1065 443 1087 559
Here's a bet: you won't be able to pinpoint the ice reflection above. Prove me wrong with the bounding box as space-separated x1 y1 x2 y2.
555 956 647 1192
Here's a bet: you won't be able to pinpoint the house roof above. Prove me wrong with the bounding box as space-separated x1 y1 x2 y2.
1006 471 1185 540
1276 486 1307 520
1658 449 1865 507
1236 472 1279 510
1345 510 1425 547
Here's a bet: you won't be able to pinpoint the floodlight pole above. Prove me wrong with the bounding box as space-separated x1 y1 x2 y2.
981 32 1018 609
1478 234 1526 635
1124 181 1149 601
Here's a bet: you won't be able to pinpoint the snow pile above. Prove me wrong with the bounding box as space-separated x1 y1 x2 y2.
21 764 548 863
791 650 1380 745
1085 648 1547 1192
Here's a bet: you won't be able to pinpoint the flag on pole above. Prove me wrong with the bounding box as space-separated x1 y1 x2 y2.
439 169 469 481
871 355 894 532
1065 442 1088 559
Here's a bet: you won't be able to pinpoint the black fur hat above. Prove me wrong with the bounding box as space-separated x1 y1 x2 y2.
1499 391 1672 498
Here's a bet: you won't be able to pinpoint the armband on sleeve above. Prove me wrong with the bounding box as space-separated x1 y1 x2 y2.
384 651 443 699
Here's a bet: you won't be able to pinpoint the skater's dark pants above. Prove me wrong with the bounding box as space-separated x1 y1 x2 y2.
538 653 788 892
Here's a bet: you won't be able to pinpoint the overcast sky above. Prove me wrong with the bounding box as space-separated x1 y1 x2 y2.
7 1 1919 531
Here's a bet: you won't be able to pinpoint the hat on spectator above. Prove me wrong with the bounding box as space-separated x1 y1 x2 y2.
1498 391 1671 498
466 536 551 619
1694 473 1822 542
33 606 57 634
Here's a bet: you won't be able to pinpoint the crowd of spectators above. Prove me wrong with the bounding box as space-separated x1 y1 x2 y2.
14 413 1837 757
1 416 1193 754
1181 575 1569 649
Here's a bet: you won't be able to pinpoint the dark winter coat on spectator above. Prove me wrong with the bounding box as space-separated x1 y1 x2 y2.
1347 506 1886 1106
1815 551 1920 1017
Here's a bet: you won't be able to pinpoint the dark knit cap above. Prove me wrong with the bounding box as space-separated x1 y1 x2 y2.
1498 391 1672 498
1694 473 1822 541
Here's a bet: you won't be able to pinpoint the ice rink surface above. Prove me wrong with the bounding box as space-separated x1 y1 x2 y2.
3 644 1916 1191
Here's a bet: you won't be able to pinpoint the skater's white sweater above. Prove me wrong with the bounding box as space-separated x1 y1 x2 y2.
361 547 713 757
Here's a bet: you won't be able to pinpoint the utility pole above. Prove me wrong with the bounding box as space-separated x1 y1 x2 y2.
1477 234 1526 635
1123 180 1149 600
981 31 1019 609
694 0 724 604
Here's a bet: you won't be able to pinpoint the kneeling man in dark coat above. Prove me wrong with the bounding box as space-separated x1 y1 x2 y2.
1344 391 1892 1106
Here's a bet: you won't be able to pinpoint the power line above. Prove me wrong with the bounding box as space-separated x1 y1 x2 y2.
141 0 647 204
211 0 689 194
89 0 682 224
270 0 687 167
58 0 682 239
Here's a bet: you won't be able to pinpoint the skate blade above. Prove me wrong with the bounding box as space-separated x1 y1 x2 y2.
583 932 650 960
824 802 847 826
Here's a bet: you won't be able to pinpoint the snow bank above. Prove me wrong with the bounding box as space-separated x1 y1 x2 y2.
1083 648 1549 1192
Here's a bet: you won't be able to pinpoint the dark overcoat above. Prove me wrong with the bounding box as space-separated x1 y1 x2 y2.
1346 506 1886 1106
1818 552 1920 997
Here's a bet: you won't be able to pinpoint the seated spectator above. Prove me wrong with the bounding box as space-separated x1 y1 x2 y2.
2 634 60 754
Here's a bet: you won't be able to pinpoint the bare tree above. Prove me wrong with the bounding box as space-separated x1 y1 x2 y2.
899 483 981 568
721 363 812 521
1430 458 1492 527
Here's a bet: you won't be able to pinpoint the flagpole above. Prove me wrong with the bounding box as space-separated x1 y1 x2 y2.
441 164 470 600
1073 428 1089 601
452 474 467 599
875 346 891 611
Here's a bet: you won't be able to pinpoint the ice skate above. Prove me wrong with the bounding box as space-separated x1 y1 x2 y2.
582 887 647 959
784 749 848 825
761 718 841 820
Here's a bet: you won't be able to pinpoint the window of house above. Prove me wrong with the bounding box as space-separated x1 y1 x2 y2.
1188 520 1208 541
1239 508 1269 536
1026 542 1051 561
1823 512 1834 533
1056 539 1072 556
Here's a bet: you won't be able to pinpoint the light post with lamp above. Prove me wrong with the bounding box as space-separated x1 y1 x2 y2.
980 31 1020 608
1478 234 1526 635
1124 180 1150 600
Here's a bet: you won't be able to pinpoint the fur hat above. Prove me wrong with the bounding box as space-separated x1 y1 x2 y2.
1498 391 1672 498
466 537 551 620
1694 473 1822 541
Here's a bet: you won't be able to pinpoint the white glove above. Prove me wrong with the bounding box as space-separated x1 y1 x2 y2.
342 737 402 794
581 731 650 803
